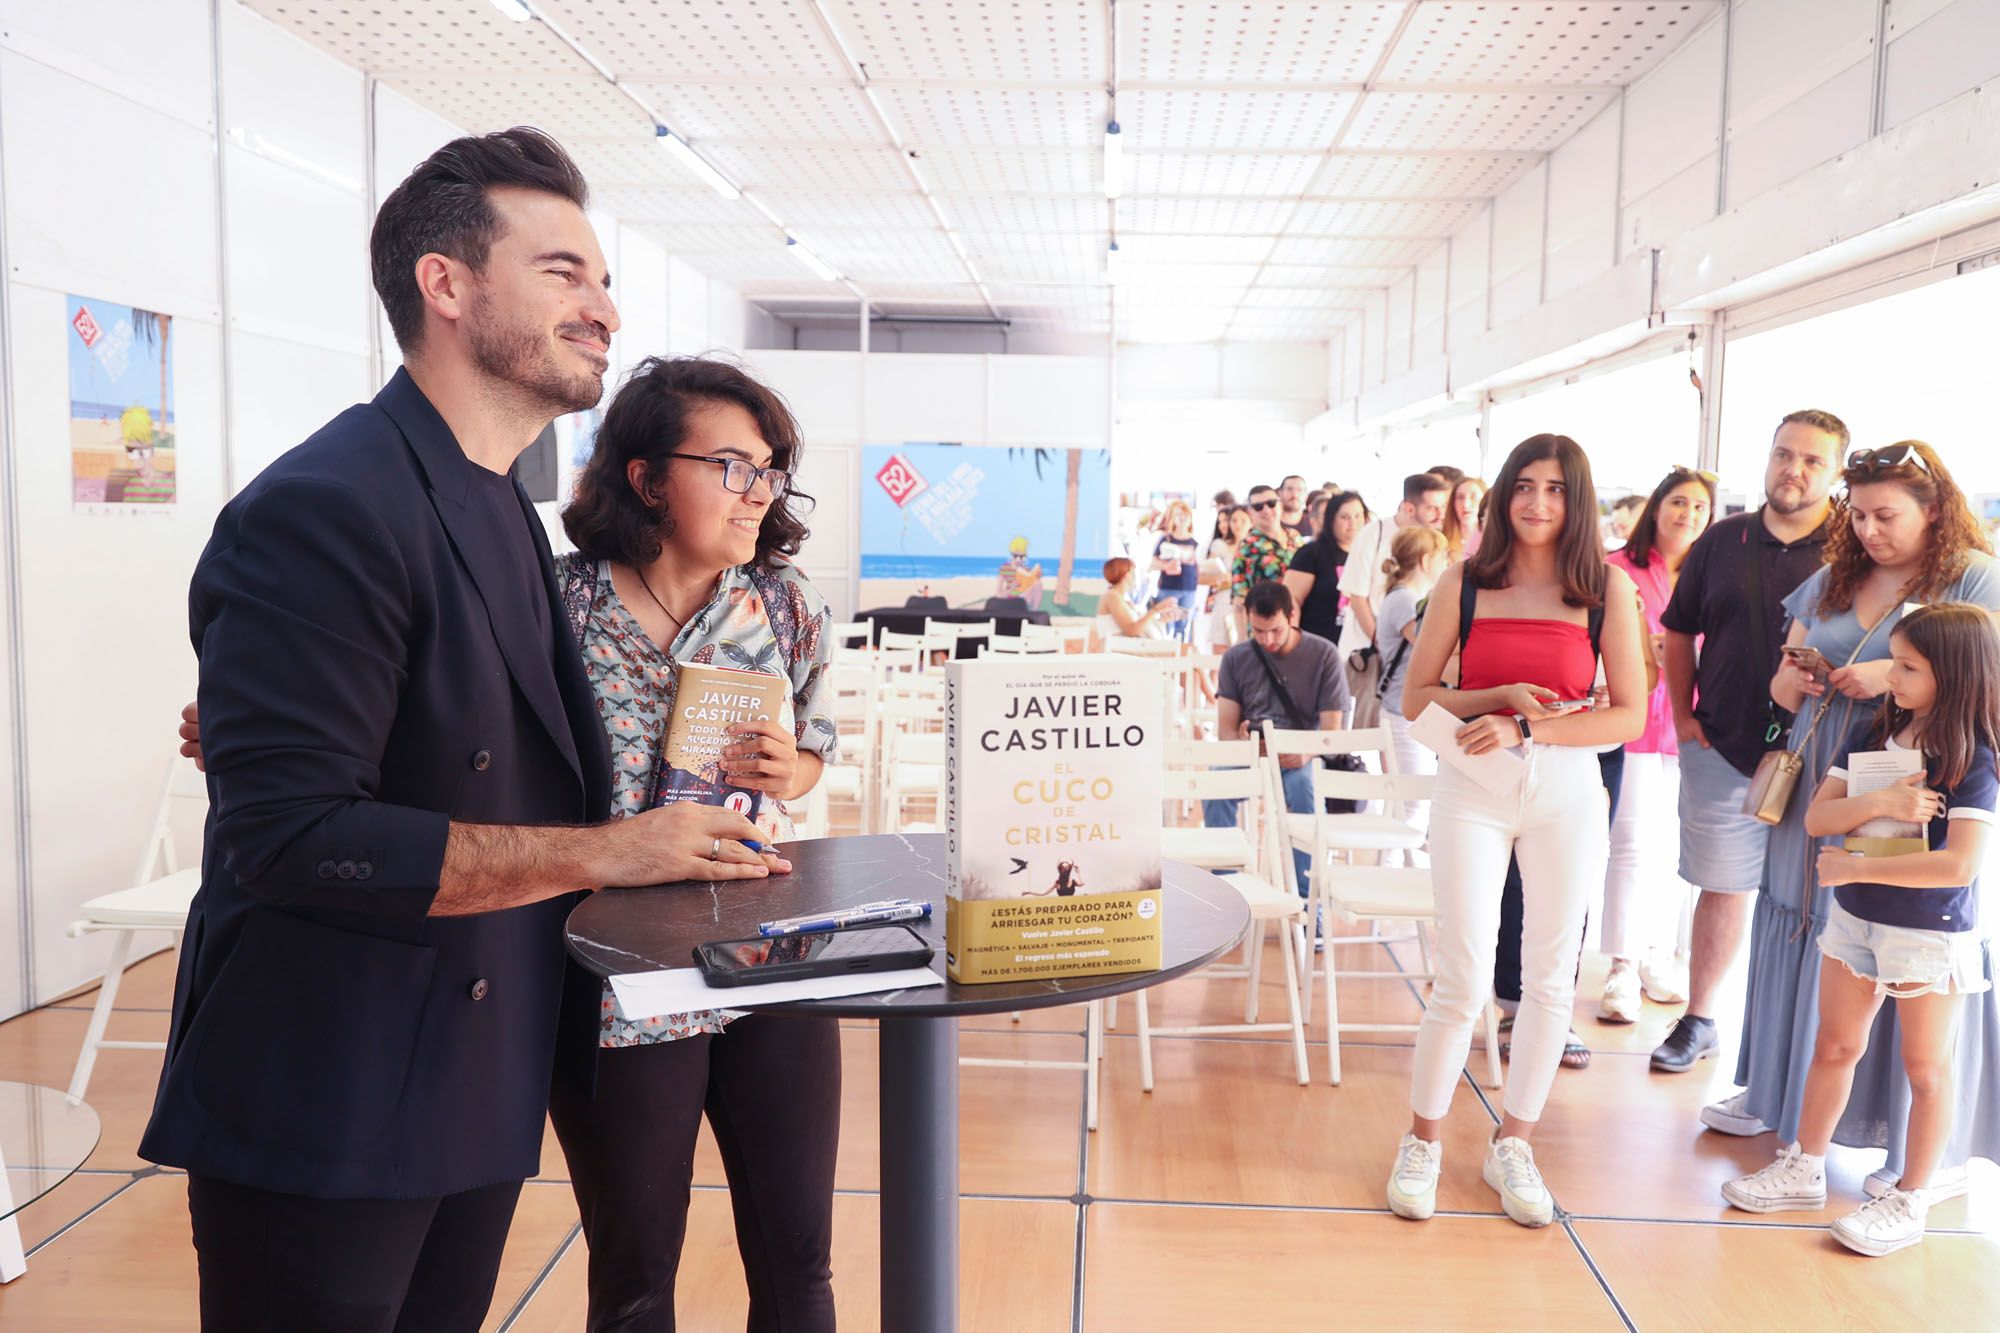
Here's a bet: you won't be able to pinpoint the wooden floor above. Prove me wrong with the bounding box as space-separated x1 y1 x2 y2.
3 933 1996 1330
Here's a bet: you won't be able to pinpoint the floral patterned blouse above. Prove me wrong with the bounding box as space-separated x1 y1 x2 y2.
557 553 839 1047
1231 526 1302 603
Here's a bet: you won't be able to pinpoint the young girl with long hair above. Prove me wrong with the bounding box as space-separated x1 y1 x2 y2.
1725 604 1999 1256
1597 466 1715 1022
1386 435 1647 1228
1374 523 1452 783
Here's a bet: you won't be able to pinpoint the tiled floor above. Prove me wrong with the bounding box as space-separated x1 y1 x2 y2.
4 935 1996 1330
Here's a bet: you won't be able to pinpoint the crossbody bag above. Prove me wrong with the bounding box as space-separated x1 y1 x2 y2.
1249 640 1363 813
1741 611 1889 825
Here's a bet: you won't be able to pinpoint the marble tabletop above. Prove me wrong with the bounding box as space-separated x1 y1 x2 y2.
564 833 1250 1019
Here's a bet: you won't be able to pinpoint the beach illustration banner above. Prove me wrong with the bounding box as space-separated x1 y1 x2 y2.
861 444 1111 616
68 294 176 509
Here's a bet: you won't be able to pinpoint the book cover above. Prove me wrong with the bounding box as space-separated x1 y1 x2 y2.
1843 748 1929 858
944 655 1164 983
652 663 788 821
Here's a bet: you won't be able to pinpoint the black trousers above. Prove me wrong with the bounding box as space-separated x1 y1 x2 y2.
549 1013 842 1333
184 1173 523 1333
1494 746 1625 1004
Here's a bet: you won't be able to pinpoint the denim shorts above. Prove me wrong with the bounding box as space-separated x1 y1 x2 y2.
1818 902 1991 998
1676 740 1770 893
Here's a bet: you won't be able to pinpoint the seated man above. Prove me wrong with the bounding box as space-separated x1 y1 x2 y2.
1202 580 1350 888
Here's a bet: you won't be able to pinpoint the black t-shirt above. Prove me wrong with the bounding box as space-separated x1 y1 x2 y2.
1154 534 1201 591
469 466 556 658
1659 508 1832 778
1288 538 1347 644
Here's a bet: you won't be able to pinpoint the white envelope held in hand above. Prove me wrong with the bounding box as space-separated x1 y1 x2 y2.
1410 701 1526 796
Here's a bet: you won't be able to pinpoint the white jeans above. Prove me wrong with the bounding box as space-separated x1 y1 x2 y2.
1385 710 1437 829
1600 751 1687 961
1412 745 1608 1124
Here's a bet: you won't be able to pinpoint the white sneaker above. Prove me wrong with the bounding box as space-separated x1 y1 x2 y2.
1721 1143 1827 1213
1865 1161 1970 1203
1832 1188 1928 1257
1597 958 1641 1024
1387 1134 1441 1221
1482 1136 1555 1227
1699 1089 1771 1136
1638 952 1688 1005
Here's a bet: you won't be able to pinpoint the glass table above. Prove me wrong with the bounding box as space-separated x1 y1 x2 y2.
0 1082 102 1282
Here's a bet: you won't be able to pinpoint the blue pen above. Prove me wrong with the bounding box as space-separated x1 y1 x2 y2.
757 900 932 937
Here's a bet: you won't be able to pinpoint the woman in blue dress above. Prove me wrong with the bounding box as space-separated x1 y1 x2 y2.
1728 441 2000 1198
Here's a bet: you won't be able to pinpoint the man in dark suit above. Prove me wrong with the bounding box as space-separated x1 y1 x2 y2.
142 128 781 1331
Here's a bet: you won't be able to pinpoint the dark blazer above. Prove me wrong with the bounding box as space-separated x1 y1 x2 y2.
140 369 612 1199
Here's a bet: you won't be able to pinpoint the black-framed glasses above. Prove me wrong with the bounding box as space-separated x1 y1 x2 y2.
1248 499 1278 512
1848 443 1930 477
666 453 792 500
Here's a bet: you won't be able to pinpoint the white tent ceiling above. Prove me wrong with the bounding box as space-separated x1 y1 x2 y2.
245 0 1722 344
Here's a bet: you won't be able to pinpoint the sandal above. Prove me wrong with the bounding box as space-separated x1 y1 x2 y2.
1494 1017 1594 1069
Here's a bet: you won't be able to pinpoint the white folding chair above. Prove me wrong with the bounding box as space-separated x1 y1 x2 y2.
830 620 873 650
1159 738 1262 872
879 695 946 832
1134 764 1310 1088
1048 621 1093 653
1107 635 1179 658
66 755 206 1102
960 1001 1111 1131
817 659 878 833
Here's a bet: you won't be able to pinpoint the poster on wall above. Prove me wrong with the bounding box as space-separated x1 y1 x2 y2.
68 294 176 510
860 444 1111 617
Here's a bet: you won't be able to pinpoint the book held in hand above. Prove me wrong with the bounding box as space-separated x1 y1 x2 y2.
652 663 788 821
1843 747 1930 858
944 655 1164 983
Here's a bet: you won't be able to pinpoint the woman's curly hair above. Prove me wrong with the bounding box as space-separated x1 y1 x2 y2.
1817 440 1990 615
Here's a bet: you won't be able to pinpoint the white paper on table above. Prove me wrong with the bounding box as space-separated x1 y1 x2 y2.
1845 747 1927 840
609 965 943 1021
1410 701 1526 796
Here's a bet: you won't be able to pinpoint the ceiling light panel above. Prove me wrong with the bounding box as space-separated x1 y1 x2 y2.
534 0 851 83
242 0 587 73
1118 195 1297 235
1378 2 1720 86
629 82 884 145
919 147 1099 195
698 144 915 193
1119 1 1403 84
1287 199 1480 238
1121 89 1361 151
1345 90 1615 152
880 87 1105 149
1306 151 1541 199
1131 151 1323 198
825 0 1108 83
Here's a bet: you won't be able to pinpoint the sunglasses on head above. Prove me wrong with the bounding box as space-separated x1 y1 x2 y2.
1249 499 1278 511
1669 465 1718 485
1848 443 1930 477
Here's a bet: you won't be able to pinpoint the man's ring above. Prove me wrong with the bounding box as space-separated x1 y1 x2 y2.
710 838 721 860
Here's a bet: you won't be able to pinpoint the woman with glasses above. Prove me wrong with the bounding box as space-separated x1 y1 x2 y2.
550 355 842 1331
1596 466 1715 1023
1742 440 2000 1207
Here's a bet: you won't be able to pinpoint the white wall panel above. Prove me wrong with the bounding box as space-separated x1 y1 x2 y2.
615 226 670 374
228 333 371 485
1544 105 1619 300
0 0 214 127
865 354 988 444
989 355 1111 446
790 440 858 602
1725 61 1873 208
220 0 365 189
1620 16 1725 206
373 83 463 187
1384 272 1414 377
667 256 710 353
223 145 370 349
1219 342 1326 402
1726 0 1876 138
1622 156 1722 259
1412 243 1448 367
1882 0 2000 129
707 278 748 352
1447 208 1491 352
743 350 865 442
1489 163 1546 325
1359 290 1388 389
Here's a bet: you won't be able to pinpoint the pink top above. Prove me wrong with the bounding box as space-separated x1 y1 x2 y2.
1607 548 1676 755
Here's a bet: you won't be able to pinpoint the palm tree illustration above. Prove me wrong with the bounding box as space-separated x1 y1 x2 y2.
131 309 172 445
1008 446 1088 608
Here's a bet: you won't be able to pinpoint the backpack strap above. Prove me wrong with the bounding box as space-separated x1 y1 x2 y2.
1457 574 1478 649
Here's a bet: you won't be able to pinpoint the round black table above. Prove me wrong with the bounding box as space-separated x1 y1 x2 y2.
565 833 1247 1333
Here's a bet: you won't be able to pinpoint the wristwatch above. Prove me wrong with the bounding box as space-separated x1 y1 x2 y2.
1515 715 1533 744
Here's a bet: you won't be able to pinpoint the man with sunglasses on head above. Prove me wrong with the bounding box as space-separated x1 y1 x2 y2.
1232 483 1302 635
1649 411 1845 1123
1337 471 1450 727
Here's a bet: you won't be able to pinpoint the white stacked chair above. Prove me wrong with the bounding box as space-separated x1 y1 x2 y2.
66 755 206 1102
817 658 880 834
1106 635 1179 659
878 692 947 833
830 620 873 652
1133 759 1311 1088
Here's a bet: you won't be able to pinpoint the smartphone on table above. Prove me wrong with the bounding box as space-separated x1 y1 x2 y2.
693 925 935 988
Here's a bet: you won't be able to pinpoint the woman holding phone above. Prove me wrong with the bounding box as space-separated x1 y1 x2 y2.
1730 440 2000 1208
1385 434 1647 1228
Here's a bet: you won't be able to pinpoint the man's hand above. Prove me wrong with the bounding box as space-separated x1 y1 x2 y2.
597 804 790 886
1673 711 1710 748
1278 752 1307 769
179 701 204 772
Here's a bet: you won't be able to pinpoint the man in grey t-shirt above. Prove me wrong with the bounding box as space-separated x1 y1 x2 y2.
1206 580 1350 886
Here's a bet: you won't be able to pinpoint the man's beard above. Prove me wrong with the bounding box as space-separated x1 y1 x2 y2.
1766 480 1815 515
466 288 605 416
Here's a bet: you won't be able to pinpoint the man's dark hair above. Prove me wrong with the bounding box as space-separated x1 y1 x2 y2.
1212 489 1237 507
1402 471 1449 506
1248 483 1278 500
1425 464 1466 488
562 355 813 569
1611 494 1648 515
1281 474 1306 487
1776 408 1851 452
1244 580 1294 620
371 127 591 353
